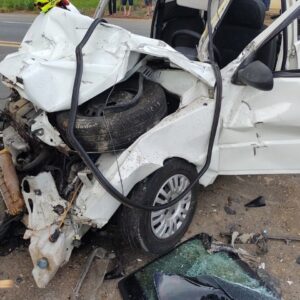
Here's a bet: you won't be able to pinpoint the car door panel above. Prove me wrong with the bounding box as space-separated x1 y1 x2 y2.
218 1 300 174
219 76 300 174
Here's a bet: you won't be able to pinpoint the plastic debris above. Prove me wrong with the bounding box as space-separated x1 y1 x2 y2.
245 196 266 208
259 263 266 270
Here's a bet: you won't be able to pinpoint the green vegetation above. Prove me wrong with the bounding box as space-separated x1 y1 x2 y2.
0 0 146 14
0 0 35 11
73 0 103 10
72 0 146 14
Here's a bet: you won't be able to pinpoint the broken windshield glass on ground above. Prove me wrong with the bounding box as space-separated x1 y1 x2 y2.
118 233 281 300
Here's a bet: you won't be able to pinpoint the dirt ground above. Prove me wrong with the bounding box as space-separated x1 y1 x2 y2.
0 174 300 299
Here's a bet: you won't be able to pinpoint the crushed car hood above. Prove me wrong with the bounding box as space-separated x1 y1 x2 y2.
0 8 215 113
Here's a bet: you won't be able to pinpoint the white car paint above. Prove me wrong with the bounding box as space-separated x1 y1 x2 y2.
0 0 299 288
0 8 215 112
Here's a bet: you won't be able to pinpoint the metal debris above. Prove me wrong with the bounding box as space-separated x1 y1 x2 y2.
71 248 111 300
262 230 300 245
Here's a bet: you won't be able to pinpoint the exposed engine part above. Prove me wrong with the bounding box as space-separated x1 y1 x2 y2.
22 171 89 288
4 98 68 151
31 112 68 149
2 99 51 172
2 124 50 173
0 148 25 215
67 161 82 184
17 148 51 172
3 100 84 195
63 161 83 197
2 98 71 175
7 98 37 127
3 126 29 165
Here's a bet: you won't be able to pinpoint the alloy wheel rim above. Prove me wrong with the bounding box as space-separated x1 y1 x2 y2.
150 174 192 239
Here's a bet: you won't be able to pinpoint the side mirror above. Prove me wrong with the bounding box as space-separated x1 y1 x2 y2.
236 60 274 91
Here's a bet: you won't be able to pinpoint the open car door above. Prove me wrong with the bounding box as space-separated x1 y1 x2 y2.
218 1 300 175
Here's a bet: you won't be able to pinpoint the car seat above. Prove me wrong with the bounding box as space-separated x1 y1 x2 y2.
155 0 205 60
214 0 269 68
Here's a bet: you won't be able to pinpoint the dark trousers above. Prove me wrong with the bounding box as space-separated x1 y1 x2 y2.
262 0 270 10
109 0 117 14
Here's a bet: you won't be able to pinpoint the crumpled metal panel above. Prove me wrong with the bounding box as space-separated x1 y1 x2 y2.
0 8 215 113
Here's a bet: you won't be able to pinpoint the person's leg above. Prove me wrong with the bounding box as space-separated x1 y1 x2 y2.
108 0 113 15
122 0 127 16
262 0 270 10
144 0 149 16
147 5 151 16
152 0 156 13
144 0 152 17
127 0 133 16
149 0 152 15
112 0 117 14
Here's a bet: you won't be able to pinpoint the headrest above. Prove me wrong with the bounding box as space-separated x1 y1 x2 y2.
224 0 266 29
163 0 200 20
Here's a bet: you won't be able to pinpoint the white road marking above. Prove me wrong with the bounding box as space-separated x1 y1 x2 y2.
0 20 32 25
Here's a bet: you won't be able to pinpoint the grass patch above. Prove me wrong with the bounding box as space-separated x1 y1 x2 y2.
72 0 100 9
0 0 148 16
0 0 35 11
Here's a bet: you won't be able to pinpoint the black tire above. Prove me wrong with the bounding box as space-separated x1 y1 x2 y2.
0 196 7 240
55 77 167 153
119 158 198 254
0 196 5 225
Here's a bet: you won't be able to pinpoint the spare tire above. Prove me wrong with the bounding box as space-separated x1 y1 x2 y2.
55 77 167 153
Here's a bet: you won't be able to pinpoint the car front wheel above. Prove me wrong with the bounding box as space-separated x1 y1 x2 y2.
119 158 198 254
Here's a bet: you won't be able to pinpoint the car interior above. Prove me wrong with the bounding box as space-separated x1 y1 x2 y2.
151 0 206 60
152 0 280 70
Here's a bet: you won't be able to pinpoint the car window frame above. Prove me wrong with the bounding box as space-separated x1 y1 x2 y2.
232 3 300 82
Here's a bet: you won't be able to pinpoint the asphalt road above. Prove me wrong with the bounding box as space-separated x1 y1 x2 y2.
0 13 151 98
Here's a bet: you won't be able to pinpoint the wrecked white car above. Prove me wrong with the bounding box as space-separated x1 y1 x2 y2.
0 0 299 288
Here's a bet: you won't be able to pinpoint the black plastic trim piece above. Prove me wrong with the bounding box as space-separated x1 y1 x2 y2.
273 70 300 78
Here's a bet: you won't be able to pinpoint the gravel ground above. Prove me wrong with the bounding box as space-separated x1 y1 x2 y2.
0 174 300 299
